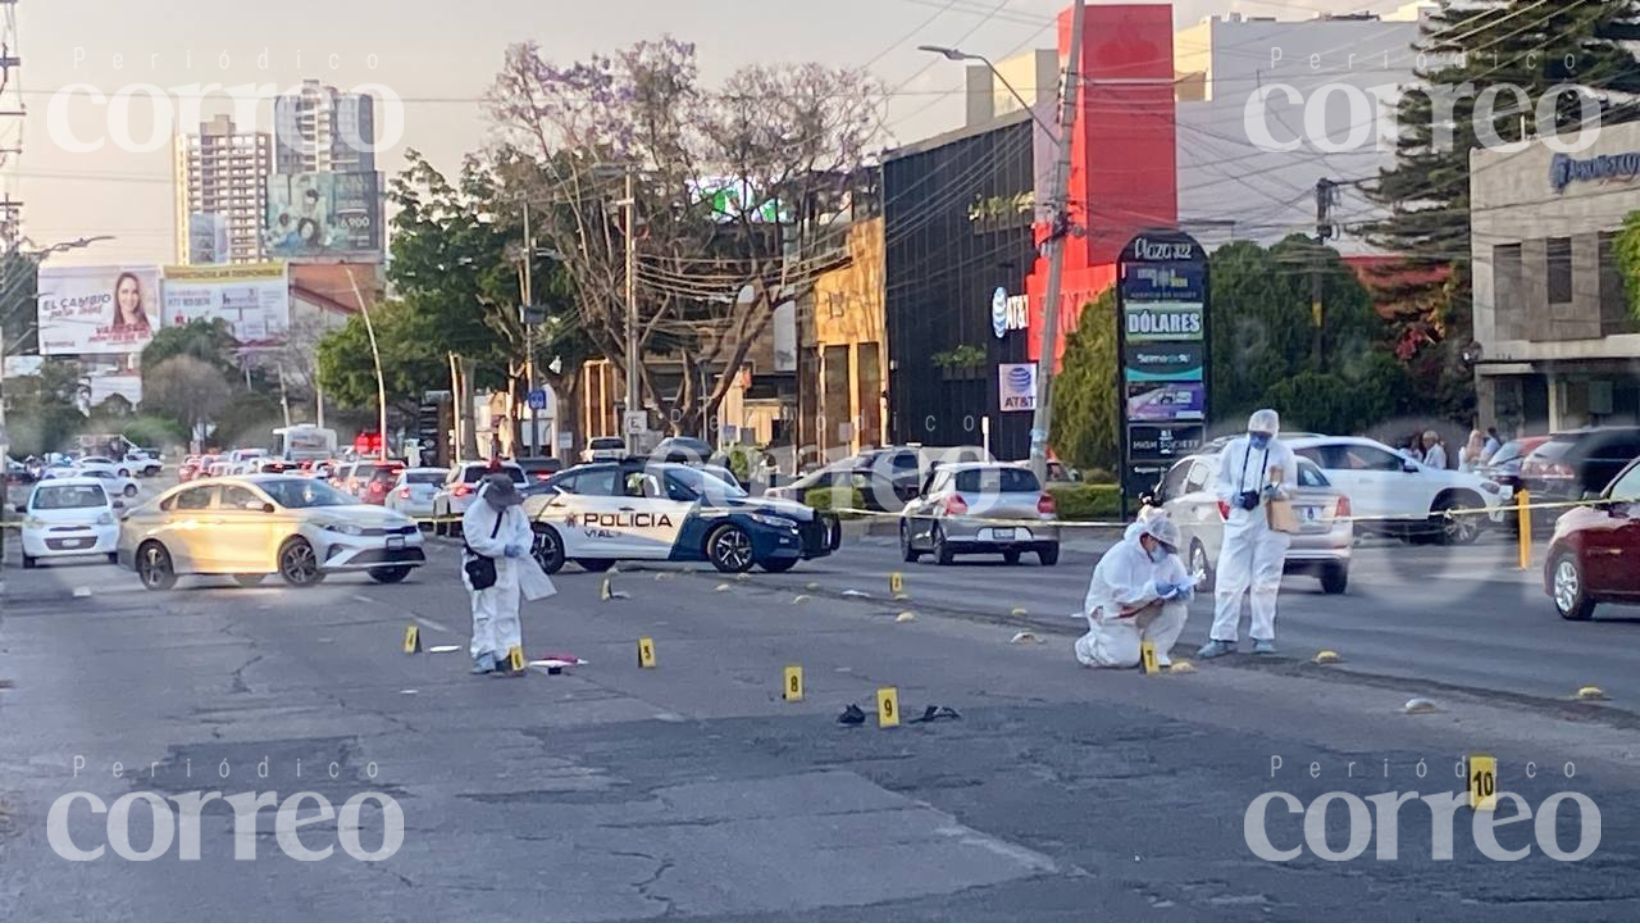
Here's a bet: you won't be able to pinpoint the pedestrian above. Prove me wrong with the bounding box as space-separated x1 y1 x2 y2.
1458 429 1486 473
1483 426 1502 461
1199 409 1297 659
1422 430 1447 470
1404 433 1424 463
461 472 543 676
1075 512 1192 669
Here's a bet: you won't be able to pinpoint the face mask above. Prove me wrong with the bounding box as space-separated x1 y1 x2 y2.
1249 432 1272 450
1148 544 1169 563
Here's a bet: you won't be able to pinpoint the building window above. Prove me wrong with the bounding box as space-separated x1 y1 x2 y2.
1547 237 1573 305
1494 243 1522 337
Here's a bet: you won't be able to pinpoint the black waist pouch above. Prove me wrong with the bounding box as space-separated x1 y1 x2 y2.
463 511 505 590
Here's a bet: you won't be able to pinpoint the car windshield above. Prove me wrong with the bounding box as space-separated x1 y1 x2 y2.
259 478 355 509
1528 438 1575 462
668 465 748 498
1489 440 1528 466
33 484 109 510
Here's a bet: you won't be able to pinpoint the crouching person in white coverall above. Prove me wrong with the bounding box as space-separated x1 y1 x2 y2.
1200 408 1298 659
462 473 536 676
1075 513 1193 669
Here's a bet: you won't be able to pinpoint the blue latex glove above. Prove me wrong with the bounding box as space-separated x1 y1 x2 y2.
1156 582 1183 601
503 543 525 559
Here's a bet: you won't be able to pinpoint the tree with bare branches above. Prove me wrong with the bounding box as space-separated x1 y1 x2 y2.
486 38 884 437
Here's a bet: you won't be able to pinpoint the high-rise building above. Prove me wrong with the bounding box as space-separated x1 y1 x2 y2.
172 114 273 264
274 79 376 175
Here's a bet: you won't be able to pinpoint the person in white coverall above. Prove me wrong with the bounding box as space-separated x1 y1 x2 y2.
1200 408 1297 659
462 473 534 675
1075 513 1193 669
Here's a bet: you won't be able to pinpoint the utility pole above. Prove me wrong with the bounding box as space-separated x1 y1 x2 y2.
1027 0 1085 483
622 165 639 455
1312 177 1336 368
522 201 537 458
343 265 388 461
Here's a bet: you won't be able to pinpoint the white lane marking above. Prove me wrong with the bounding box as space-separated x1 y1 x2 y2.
415 616 453 634
351 594 375 604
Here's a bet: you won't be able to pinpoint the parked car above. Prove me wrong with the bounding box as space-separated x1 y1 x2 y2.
515 456 564 483
521 461 838 574
898 462 1059 566
78 455 133 478
1544 457 1640 621
117 476 426 589
650 436 713 464
358 461 408 505
386 467 449 522
14 477 122 568
124 452 164 477
430 460 528 536
764 464 905 512
1287 436 1506 544
1520 426 1640 528
58 465 139 498
1149 452 1354 594
582 437 627 463
1478 436 1549 490
177 455 205 483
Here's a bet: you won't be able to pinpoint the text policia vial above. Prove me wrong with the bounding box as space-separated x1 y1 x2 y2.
47 789 405 862
1245 756 1600 863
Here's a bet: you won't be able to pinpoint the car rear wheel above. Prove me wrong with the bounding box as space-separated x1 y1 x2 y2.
531 525 565 574
1551 552 1595 621
576 558 615 573
368 566 413 584
1189 540 1214 592
1434 493 1483 545
707 524 755 573
1320 562 1348 595
932 525 955 566
137 541 176 591
123 484 139 498
899 521 922 563
1038 544 1060 567
760 558 799 573
232 574 266 587
277 537 324 588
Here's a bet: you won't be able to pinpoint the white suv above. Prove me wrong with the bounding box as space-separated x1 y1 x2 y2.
430 461 527 536
1287 436 1507 544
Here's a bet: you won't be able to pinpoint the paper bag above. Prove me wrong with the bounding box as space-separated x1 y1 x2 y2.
1265 465 1301 534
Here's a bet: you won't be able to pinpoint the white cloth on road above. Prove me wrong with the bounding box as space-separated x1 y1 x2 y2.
1076 526 1189 668
1211 434 1296 643
462 484 535 660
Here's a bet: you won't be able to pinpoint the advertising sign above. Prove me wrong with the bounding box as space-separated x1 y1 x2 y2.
998 363 1038 412
187 212 230 265
1116 230 1210 513
990 287 1029 339
266 171 382 258
37 265 163 355
161 262 291 347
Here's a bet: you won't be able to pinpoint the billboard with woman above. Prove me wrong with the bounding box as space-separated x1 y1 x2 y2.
36 265 163 355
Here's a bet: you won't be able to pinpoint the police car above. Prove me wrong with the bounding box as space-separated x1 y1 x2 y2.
522 461 841 574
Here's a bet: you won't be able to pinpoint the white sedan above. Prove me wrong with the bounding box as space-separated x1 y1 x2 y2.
62 464 141 498
386 467 449 521
1288 436 1507 544
14 477 122 568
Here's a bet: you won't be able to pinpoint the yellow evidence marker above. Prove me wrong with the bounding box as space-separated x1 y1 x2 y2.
1139 639 1159 675
637 637 657 669
1468 754 1498 812
402 624 421 654
889 571 904 595
877 687 900 728
783 665 804 702
507 646 526 673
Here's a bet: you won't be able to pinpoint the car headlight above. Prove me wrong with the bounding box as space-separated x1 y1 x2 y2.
749 512 798 530
323 522 365 536
1481 481 1501 495
96 512 114 526
23 516 44 529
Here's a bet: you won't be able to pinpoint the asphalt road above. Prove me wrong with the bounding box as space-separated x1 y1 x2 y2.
2 524 1639 920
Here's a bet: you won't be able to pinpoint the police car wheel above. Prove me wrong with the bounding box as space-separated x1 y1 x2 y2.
576 558 615 573
707 524 755 573
531 525 566 575
760 558 798 573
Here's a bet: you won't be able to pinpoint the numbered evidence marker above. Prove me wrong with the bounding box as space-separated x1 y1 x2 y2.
877 686 900 728
889 571 904 595
1468 754 1498 812
507 646 526 673
1139 639 1159 675
402 624 421 654
637 637 657 669
783 665 804 702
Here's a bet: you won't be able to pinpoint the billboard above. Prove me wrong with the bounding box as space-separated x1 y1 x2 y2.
266 171 382 258
162 262 291 347
1116 230 1210 513
187 212 230 265
37 265 163 355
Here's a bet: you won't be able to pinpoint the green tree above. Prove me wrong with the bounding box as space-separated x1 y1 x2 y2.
141 318 240 375
1613 209 1640 327
1051 291 1119 472
2 362 86 456
1366 0 1640 420
315 300 448 417
141 355 231 444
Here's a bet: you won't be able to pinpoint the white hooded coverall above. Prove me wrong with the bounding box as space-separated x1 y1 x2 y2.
1075 526 1189 668
1210 435 1298 644
461 485 534 661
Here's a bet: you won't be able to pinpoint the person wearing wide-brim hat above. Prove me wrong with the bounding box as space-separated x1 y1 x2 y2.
460 473 536 676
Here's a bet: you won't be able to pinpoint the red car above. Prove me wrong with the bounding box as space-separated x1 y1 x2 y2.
359 461 407 505
178 454 215 483
1545 458 1640 621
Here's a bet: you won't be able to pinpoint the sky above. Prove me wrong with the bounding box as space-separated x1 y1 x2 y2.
13 0 1407 266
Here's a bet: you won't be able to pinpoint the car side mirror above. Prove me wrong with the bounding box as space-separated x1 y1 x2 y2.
112 499 126 510
12 503 24 514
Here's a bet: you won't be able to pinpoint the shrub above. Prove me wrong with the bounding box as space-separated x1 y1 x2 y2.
804 486 866 519
1048 483 1123 522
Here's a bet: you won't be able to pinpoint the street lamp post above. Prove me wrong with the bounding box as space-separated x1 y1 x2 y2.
919 0 1086 481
